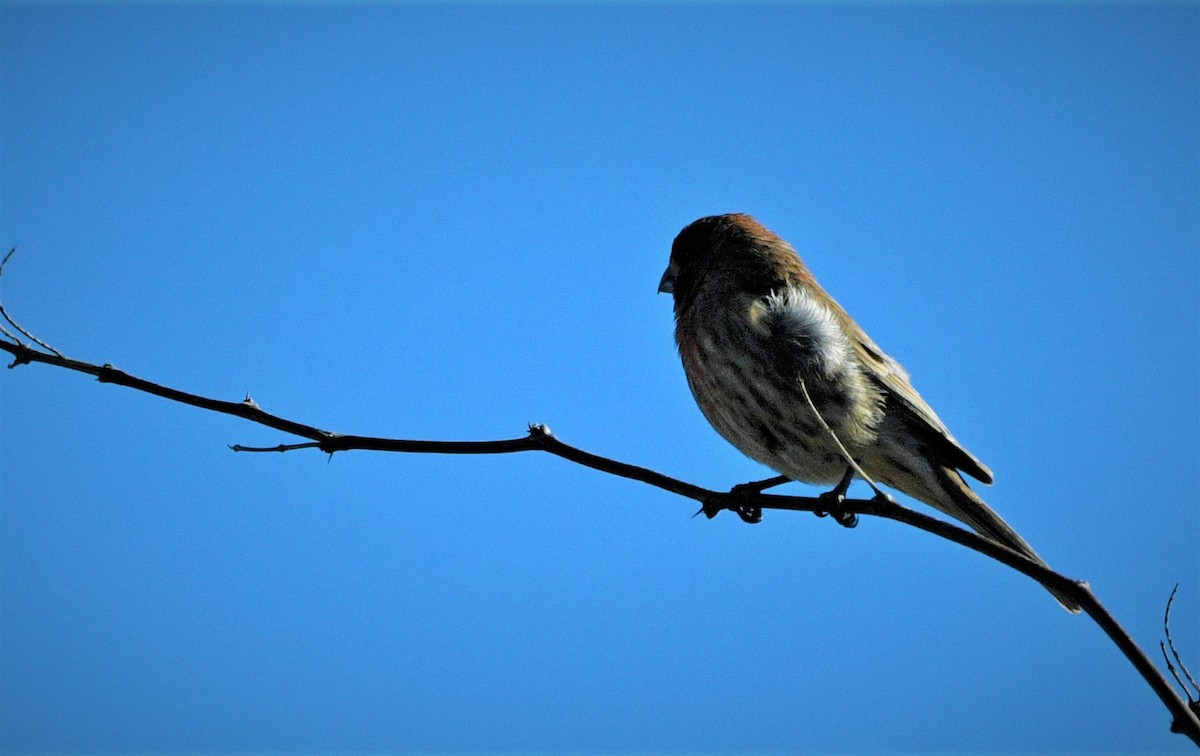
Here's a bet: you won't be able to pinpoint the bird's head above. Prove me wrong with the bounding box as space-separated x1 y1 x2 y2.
659 213 808 316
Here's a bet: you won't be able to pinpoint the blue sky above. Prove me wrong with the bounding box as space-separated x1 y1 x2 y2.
1 3 1198 752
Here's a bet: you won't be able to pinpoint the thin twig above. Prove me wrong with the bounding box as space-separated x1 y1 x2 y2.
798 376 887 498
0 320 19 346
0 248 25 345
1165 642 1190 705
1163 584 1200 702
231 442 324 453
0 248 64 358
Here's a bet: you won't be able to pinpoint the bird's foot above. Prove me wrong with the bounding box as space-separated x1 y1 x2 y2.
815 490 858 528
814 467 857 528
726 481 765 524
696 479 779 524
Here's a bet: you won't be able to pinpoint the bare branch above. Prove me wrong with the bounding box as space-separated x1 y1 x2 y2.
1 330 1198 746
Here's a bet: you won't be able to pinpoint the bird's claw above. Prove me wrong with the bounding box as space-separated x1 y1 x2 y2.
812 467 857 527
831 507 858 528
731 501 763 524
816 490 857 529
696 484 764 524
727 482 764 523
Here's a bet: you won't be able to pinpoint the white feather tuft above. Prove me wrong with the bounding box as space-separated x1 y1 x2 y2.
759 286 853 376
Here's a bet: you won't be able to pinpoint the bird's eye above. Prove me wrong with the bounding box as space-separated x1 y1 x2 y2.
670 235 701 269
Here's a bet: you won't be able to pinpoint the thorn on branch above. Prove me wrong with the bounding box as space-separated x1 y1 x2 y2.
6 342 32 369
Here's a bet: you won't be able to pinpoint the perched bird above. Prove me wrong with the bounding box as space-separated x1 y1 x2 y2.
660 213 1078 612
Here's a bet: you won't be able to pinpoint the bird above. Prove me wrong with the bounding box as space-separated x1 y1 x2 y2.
659 213 1078 613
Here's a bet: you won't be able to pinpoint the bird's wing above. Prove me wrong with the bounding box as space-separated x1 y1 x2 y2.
847 322 994 484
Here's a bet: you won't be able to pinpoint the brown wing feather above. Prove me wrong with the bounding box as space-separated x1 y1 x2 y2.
762 229 993 484
840 311 994 485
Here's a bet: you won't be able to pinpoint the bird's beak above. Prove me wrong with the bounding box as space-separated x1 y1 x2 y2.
658 261 678 294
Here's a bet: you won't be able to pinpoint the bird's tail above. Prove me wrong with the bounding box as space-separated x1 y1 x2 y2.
933 467 1081 614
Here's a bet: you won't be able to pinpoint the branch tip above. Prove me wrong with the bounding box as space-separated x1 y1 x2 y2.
0 246 16 274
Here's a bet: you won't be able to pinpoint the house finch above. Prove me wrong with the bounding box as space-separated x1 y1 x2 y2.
660 213 1078 613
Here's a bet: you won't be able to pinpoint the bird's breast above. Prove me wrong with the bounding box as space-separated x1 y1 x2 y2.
675 295 873 484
